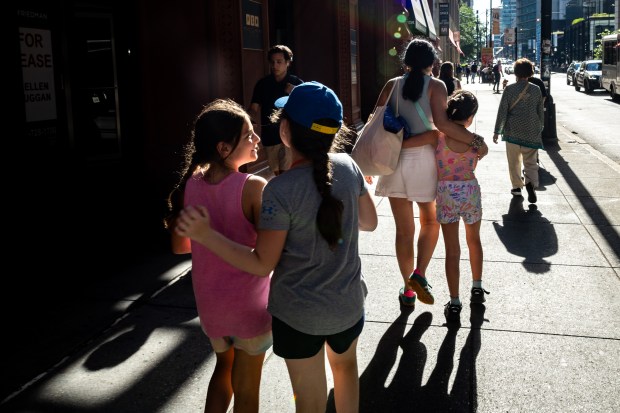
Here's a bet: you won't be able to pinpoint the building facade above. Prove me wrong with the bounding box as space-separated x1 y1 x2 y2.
9 0 440 284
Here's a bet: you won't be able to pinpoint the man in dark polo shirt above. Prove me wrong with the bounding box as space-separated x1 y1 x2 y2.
250 45 303 176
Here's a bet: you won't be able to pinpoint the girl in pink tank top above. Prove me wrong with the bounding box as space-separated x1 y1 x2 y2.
164 99 270 413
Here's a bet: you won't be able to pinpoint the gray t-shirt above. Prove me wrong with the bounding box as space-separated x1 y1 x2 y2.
259 152 369 335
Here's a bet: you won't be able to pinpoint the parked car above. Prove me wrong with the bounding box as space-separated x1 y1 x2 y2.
566 61 581 85
574 59 604 93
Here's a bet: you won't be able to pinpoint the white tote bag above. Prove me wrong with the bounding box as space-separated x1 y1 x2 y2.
351 78 403 176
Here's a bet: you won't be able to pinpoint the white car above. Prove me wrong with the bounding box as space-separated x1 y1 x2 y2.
504 63 514 74
575 59 603 93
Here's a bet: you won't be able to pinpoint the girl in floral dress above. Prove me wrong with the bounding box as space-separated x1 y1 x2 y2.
421 90 490 323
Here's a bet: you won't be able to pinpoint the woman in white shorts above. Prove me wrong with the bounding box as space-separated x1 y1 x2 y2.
372 38 488 308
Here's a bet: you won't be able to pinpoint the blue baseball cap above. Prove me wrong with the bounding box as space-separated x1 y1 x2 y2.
274 81 343 134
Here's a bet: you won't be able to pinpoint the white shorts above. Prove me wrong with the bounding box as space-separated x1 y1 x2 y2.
375 145 438 202
209 330 273 356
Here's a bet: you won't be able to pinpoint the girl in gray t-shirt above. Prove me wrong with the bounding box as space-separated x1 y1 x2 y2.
176 81 378 412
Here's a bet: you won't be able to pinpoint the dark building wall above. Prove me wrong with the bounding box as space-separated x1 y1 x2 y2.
6 0 435 398
10 0 417 273
9 0 414 272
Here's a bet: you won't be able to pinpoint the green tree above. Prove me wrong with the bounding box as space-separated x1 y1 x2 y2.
593 29 620 59
458 4 484 62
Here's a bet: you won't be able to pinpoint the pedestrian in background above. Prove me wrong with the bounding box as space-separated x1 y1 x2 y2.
371 38 488 309
492 60 504 93
249 45 303 176
493 58 544 203
165 99 271 413
439 61 462 97
470 62 478 83
528 75 548 105
176 81 378 413
465 64 471 84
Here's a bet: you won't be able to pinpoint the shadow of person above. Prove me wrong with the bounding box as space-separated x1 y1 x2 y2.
417 322 460 412
537 166 557 191
449 304 487 411
346 311 431 413
84 274 199 370
492 198 558 273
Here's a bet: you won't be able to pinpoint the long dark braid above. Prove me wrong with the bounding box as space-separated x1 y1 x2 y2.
286 117 350 250
402 38 438 103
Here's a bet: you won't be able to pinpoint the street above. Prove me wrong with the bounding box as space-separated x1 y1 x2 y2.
548 72 620 165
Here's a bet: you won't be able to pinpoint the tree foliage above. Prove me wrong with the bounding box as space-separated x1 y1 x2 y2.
458 4 486 63
593 29 620 59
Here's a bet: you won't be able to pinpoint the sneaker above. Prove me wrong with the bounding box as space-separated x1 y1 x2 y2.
471 287 490 304
511 188 522 196
408 272 435 305
399 287 416 308
444 302 462 323
525 182 537 203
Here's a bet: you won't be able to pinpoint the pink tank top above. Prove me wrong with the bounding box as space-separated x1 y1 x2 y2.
184 171 271 338
435 134 478 181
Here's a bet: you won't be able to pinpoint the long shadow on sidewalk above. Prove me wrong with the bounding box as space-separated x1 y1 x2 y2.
326 305 486 412
544 141 620 263
493 196 558 273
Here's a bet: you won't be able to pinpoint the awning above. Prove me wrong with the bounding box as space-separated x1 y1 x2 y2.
405 0 437 40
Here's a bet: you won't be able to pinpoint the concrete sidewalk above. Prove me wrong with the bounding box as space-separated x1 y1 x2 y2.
2 81 619 412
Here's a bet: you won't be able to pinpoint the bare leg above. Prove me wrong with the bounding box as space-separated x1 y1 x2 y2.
441 221 461 299
326 339 360 413
205 348 234 413
285 347 328 413
231 349 266 413
415 201 440 275
464 220 483 282
389 197 415 289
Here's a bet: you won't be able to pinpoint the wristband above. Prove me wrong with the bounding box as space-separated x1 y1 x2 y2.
470 133 485 150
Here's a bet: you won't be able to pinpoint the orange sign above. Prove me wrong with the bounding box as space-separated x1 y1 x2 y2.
492 8 500 35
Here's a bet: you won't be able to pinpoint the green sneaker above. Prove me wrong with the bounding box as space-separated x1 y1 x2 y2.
399 287 417 308
408 272 435 305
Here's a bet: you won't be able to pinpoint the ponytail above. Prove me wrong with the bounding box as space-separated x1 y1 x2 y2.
287 117 348 250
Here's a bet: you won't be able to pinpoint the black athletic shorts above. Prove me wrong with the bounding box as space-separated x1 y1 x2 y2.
272 315 365 359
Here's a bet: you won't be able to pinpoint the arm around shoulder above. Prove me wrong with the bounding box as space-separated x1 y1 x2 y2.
429 79 472 143
429 79 488 157
175 205 281 277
